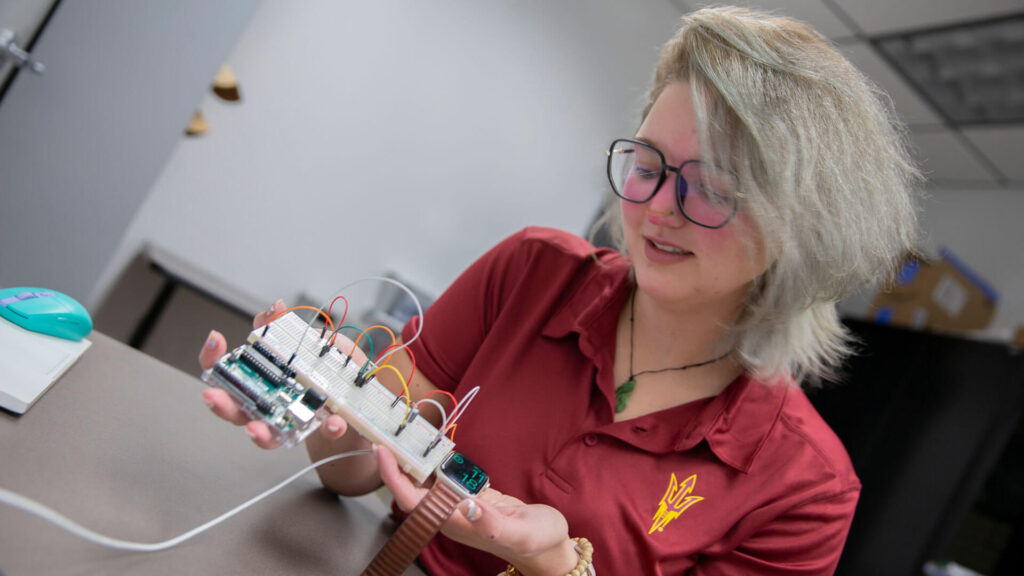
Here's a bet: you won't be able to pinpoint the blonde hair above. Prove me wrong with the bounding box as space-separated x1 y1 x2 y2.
591 5 921 384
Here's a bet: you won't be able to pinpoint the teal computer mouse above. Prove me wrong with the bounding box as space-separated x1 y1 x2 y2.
0 287 93 341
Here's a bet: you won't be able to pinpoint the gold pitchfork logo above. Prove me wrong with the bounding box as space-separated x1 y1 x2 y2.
649 473 703 534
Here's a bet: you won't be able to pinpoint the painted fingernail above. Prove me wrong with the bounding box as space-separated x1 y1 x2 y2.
459 500 482 522
205 331 217 347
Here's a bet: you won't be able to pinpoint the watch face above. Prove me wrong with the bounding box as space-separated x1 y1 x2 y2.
440 451 488 496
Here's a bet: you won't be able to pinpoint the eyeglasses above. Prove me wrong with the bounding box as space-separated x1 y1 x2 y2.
606 138 741 229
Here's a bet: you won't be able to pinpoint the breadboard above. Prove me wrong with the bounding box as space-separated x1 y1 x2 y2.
202 312 454 483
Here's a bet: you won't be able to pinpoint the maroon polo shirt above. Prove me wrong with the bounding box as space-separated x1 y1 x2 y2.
401 227 859 575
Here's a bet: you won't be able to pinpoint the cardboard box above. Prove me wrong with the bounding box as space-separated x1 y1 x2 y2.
869 247 998 334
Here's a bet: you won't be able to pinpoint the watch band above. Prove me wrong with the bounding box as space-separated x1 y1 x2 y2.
361 480 461 576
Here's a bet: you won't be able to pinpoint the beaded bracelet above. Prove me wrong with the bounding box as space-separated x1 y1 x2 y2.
499 537 595 576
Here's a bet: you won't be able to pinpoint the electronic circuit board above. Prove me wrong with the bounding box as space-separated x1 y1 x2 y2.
202 312 455 483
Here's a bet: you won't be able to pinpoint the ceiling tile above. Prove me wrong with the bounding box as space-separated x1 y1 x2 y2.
911 129 999 186
872 15 1024 125
831 0 1024 36
839 42 945 126
962 126 1024 182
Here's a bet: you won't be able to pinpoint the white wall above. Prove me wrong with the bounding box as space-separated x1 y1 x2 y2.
0 0 260 304
94 0 683 316
94 0 1023 337
917 187 1024 335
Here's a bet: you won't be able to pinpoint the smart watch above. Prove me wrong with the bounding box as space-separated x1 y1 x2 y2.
362 450 490 576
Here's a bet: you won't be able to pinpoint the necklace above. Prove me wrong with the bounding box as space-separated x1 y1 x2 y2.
614 288 734 413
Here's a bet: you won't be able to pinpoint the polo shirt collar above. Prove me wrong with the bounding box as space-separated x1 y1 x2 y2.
676 373 790 473
539 252 631 349
539 254 789 474
589 374 788 473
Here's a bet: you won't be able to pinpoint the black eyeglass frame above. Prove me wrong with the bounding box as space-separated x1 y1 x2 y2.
606 138 741 230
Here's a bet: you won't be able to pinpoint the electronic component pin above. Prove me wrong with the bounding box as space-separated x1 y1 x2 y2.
394 407 419 436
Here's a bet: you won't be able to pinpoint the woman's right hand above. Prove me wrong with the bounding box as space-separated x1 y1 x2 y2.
197 299 351 449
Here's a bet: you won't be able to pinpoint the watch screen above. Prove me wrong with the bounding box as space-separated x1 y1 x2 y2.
440 452 488 495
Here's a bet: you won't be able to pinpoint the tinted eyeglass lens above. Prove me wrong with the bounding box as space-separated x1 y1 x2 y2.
608 140 662 203
678 162 739 228
608 139 740 228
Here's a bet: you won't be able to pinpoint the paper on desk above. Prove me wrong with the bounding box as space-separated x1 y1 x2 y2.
0 318 91 414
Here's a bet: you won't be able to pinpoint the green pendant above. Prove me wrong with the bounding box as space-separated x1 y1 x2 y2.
614 379 636 413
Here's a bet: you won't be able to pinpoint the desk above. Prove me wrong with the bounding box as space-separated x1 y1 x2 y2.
0 332 425 576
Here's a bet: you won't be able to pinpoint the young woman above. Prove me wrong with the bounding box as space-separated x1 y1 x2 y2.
201 6 920 575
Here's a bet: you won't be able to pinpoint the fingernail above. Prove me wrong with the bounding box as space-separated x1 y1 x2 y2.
202 396 215 409
326 422 340 433
205 331 217 347
459 500 482 522
371 444 380 457
245 427 258 440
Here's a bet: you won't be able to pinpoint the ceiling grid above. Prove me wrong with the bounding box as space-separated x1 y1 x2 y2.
669 0 1024 189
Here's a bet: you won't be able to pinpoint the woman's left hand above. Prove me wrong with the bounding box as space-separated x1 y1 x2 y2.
375 445 580 576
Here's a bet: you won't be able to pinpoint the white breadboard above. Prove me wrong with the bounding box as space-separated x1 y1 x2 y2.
251 312 455 483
